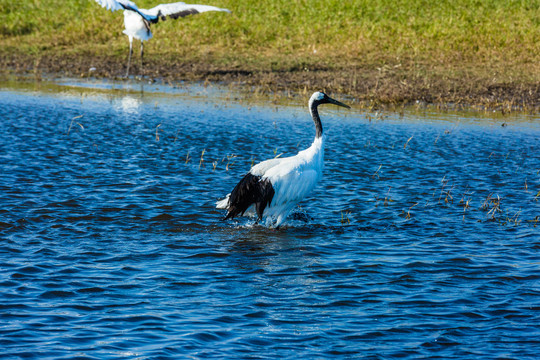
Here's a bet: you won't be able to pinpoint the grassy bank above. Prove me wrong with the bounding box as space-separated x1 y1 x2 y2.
1 0 539 110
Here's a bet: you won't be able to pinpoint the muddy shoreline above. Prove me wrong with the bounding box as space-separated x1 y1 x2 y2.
2 53 538 112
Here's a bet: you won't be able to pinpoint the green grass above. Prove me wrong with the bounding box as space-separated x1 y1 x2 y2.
1 0 538 107
1 0 537 63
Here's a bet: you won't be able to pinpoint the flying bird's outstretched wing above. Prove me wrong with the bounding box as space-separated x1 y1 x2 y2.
140 3 231 23
93 0 140 12
94 1 230 23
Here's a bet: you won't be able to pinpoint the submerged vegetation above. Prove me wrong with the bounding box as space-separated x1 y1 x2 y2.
181 143 539 228
0 0 539 110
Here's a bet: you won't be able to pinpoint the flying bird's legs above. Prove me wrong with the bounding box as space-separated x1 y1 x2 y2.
140 41 144 77
126 36 133 78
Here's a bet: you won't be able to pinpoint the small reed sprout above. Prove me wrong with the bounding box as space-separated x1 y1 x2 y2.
383 187 394 206
67 115 84 135
460 199 471 220
403 202 418 220
372 164 382 179
437 176 454 204
374 187 394 207
223 154 237 171
482 193 503 220
442 186 454 204
459 189 472 220
273 148 283 158
199 149 206 169
527 216 539 227
155 123 161 141
340 211 351 225
502 210 522 226
403 136 413 149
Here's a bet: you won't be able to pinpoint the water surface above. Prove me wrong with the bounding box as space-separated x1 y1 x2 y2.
1 78 539 359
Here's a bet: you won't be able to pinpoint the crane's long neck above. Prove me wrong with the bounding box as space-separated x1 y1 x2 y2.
309 104 323 138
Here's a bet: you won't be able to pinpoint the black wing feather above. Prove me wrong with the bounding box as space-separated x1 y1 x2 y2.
168 9 200 20
223 173 275 221
149 9 200 23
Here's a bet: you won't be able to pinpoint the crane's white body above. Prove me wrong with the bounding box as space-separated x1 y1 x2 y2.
255 137 324 225
123 10 152 41
217 92 349 227
218 136 325 226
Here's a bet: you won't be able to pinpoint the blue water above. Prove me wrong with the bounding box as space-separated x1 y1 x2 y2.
1 79 539 359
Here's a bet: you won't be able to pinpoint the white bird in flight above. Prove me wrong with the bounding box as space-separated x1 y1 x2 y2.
93 0 231 77
217 91 351 227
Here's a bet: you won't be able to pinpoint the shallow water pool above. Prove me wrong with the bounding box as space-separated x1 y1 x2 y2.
1 78 539 359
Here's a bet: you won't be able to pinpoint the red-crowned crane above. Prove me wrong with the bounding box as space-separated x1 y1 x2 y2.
217 91 350 227
93 0 231 77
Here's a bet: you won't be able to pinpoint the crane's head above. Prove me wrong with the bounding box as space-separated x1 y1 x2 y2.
309 91 350 109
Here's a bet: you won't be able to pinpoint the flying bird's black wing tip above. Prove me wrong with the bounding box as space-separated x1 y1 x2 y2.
169 9 200 20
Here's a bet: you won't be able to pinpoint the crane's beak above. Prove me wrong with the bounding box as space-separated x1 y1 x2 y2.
327 96 351 109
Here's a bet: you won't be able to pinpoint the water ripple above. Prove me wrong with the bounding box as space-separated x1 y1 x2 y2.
0 84 539 359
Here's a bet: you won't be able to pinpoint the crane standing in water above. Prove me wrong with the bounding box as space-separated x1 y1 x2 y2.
217 91 350 227
93 0 231 77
